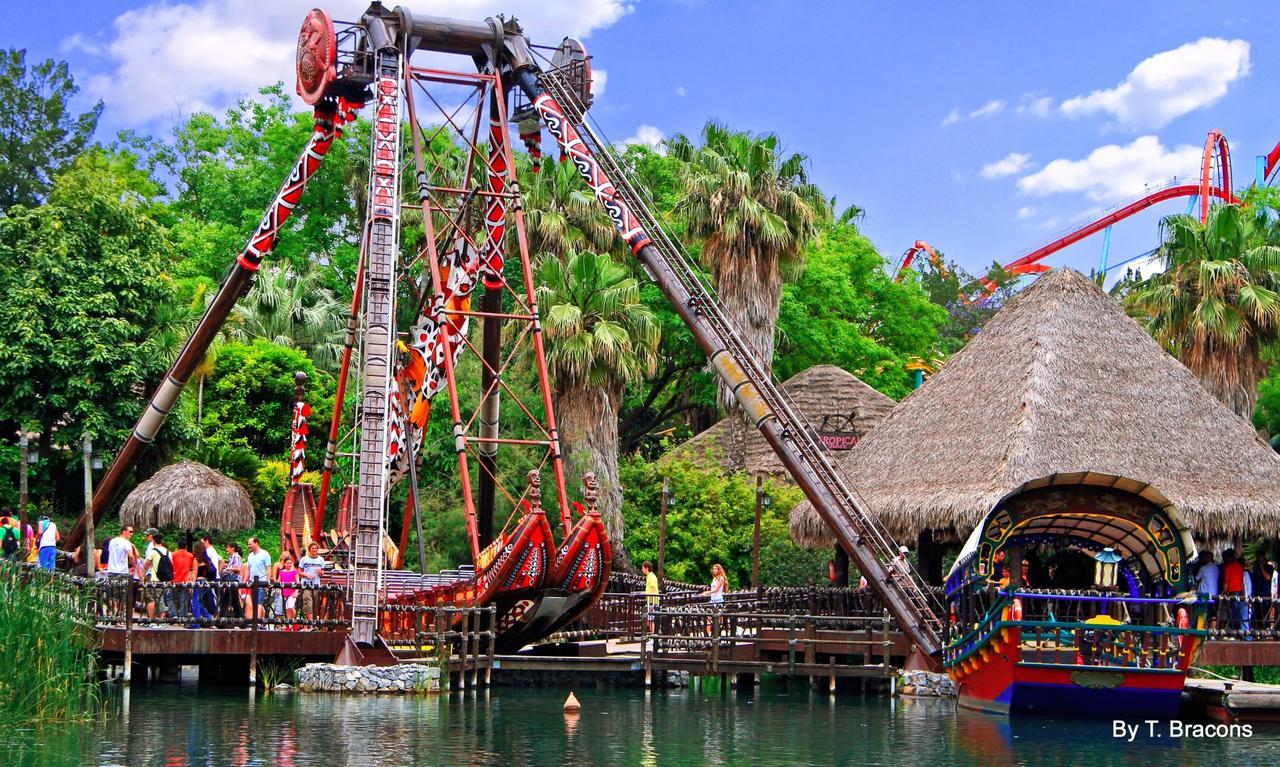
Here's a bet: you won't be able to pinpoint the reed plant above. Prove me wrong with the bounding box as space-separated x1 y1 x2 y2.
0 562 100 722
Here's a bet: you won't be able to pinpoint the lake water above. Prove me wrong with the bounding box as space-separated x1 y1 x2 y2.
6 682 1280 766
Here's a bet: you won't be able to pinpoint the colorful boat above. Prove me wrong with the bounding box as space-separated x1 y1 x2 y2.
942 476 1208 717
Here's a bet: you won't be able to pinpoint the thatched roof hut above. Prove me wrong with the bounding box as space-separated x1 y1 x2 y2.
120 460 255 531
669 365 895 477
791 268 1280 549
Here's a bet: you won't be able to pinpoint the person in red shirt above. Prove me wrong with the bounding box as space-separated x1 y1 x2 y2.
171 537 197 619
1221 548 1246 632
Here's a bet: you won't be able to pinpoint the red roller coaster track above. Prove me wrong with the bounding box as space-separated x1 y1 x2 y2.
897 131 1243 294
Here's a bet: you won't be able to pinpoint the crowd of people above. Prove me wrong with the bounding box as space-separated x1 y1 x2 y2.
93 526 334 628
1193 547 1277 636
0 514 61 569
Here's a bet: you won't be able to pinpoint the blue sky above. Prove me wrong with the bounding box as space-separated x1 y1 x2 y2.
9 0 1280 281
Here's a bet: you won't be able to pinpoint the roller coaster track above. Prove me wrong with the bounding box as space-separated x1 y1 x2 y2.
528 70 945 656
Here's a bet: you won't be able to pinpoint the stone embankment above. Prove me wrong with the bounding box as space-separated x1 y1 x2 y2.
898 670 957 698
296 663 442 693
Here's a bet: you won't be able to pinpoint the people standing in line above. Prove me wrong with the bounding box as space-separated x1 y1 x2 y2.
192 545 219 626
246 537 272 620
222 542 245 620
1221 548 1246 633
278 554 301 628
199 535 222 575
642 561 659 635
1194 550 1220 629
298 543 327 623
106 526 138 615
171 538 195 619
35 515 59 571
702 563 727 605
0 516 21 562
142 532 173 619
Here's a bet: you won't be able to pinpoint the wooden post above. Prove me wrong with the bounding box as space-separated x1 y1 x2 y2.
751 476 763 590
881 609 891 673
658 478 669 585
833 544 849 587
485 606 495 687
249 579 259 686
123 578 135 684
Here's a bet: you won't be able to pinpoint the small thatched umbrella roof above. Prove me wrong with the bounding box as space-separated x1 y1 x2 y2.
669 365 895 477
120 460 255 531
791 268 1280 549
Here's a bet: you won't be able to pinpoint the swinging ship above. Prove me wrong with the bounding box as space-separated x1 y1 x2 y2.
291 7 611 652
942 476 1208 717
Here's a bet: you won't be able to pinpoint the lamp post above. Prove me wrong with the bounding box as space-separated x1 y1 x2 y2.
83 434 96 575
751 476 771 590
17 431 37 551
658 478 672 586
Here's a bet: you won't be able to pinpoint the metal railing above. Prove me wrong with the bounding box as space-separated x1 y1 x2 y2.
92 576 351 631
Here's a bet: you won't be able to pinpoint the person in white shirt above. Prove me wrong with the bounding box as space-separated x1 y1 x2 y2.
297 542 327 620
106 526 138 615
245 537 273 619
200 535 223 576
37 516 59 570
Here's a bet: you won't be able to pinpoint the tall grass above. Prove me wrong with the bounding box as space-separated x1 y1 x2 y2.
0 562 100 722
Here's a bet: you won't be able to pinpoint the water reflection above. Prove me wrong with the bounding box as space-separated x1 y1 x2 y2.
4 682 1280 766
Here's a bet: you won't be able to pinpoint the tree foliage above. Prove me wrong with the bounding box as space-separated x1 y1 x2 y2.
776 222 945 399
0 150 177 447
620 455 813 587
0 48 102 211
1127 206 1280 419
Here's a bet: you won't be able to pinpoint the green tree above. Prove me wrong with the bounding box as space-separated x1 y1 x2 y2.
0 49 102 211
520 154 617 259
1127 206 1280 419
0 151 177 449
228 263 347 372
536 251 660 565
776 222 945 399
171 85 361 295
197 339 333 459
620 455 811 587
670 122 828 409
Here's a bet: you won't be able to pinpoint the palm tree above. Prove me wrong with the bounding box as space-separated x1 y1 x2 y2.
228 263 347 371
1127 205 1280 419
536 250 659 565
669 122 828 410
520 155 618 260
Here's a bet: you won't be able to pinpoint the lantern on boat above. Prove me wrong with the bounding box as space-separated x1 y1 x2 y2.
1093 547 1122 590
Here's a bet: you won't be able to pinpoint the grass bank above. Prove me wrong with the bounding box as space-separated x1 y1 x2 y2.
0 562 100 722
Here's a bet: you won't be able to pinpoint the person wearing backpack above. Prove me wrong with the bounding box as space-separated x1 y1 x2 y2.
143 532 174 619
0 516 21 561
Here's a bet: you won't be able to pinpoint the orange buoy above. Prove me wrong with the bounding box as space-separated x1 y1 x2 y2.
563 691 582 712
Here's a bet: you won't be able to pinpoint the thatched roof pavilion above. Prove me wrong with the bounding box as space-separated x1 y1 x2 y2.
669 364 895 477
120 460 255 531
791 268 1280 549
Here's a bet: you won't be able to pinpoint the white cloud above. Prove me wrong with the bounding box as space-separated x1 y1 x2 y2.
622 124 665 150
676 85 686 97
981 152 1034 179
968 100 1004 119
1017 135 1202 202
590 69 608 97
940 108 960 127
1016 94 1054 118
1059 38 1250 128
73 0 634 125
1016 206 1038 220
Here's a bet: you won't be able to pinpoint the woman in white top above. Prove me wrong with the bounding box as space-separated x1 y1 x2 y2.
703 563 728 605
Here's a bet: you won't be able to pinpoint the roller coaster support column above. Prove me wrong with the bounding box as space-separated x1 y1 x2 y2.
65 99 358 557
1098 226 1112 279
1261 155 1269 187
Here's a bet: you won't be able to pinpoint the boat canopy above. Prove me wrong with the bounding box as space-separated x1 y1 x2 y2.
945 472 1197 592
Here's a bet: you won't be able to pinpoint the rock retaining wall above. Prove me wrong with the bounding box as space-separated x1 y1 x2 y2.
296 663 442 694
898 670 957 698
